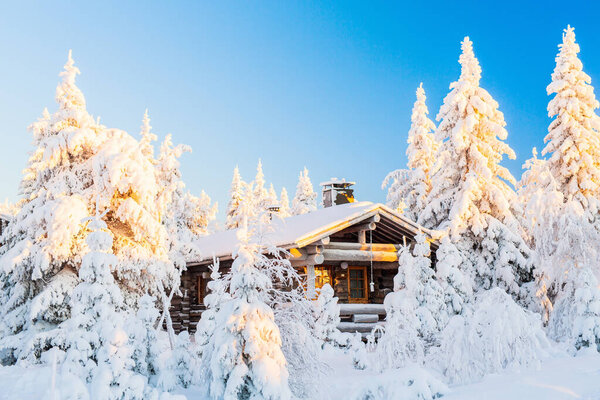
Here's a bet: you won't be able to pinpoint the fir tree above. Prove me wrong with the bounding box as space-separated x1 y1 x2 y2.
204 216 291 399
279 187 291 218
291 167 317 216
253 159 268 212
383 84 438 220
542 26 600 208
418 37 533 303
225 166 246 230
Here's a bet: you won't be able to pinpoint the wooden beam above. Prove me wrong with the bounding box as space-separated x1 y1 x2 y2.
326 242 401 252
339 303 386 315
338 321 386 333
322 249 398 262
289 246 323 260
290 253 324 267
344 222 377 234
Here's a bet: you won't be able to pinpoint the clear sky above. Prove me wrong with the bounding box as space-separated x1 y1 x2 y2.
0 1 598 217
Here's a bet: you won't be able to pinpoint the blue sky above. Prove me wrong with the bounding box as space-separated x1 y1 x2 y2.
0 1 598 216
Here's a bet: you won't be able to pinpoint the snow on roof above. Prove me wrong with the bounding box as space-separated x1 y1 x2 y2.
191 201 426 264
319 178 356 186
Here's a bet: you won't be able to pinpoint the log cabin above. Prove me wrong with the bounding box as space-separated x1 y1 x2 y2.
171 181 437 336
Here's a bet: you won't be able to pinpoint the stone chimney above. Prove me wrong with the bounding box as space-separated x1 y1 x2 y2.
321 178 355 208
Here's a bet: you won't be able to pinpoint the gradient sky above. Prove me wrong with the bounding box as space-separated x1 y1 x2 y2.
0 1 599 217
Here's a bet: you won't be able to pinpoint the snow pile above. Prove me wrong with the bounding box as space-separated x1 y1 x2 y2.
437 288 549 384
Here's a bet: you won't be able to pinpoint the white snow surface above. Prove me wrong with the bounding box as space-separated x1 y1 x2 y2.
1 349 598 399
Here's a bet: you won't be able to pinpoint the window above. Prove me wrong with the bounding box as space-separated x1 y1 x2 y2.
303 266 333 299
197 275 209 305
347 266 368 303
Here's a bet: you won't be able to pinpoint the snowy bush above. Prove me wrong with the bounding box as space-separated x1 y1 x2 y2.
352 367 447 400
437 288 549 384
312 284 342 345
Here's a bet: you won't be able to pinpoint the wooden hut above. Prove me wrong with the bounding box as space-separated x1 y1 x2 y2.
172 201 437 335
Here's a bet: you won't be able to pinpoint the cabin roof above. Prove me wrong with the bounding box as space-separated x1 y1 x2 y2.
189 201 433 265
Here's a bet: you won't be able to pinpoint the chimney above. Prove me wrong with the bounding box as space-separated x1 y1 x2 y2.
321 178 355 208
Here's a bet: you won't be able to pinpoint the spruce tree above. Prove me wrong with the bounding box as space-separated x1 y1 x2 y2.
225 166 246 229
419 37 532 303
542 26 600 208
291 167 317 216
383 84 438 220
279 187 291 218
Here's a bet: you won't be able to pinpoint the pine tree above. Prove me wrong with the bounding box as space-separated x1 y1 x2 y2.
418 37 532 303
279 187 291 218
0 52 214 363
383 84 438 220
139 109 157 160
435 236 473 317
267 183 278 208
542 26 600 208
253 159 268 212
420 37 519 236
204 216 291 399
291 167 317 216
128 294 161 378
225 166 246 230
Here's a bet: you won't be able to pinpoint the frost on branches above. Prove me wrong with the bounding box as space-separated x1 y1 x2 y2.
418 37 533 303
225 166 247 230
542 26 600 209
292 167 317 216
278 187 291 218
0 51 215 363
437 288 549 384
383 84 438 219
519 26 600 353
312 283 341 345
203 217 291 400
377 234 445 369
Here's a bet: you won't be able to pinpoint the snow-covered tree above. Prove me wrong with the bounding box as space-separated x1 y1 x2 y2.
204 217 291 399
312 284 341 345
434 236 473 316
128 294 161 378
376 246 424 369
292 167 317 216
158 331 194 391
417 37 532 303
0 51 214 363
267 184 278 208
542 26 600 209
383 84 438 219
253 159 269 211
139 109 157 160
437 288 549 384
279 187 291 218
420 37 519 236
225 166 246 230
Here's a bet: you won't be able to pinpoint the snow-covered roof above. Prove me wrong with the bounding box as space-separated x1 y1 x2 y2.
190 202 429 264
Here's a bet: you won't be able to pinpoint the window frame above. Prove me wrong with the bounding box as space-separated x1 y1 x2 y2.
347 266 368 303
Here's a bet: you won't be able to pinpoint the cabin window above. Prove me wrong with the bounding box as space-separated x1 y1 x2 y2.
305 266 332 289
197 275 209 305
347 266 368 303
303 266 333 299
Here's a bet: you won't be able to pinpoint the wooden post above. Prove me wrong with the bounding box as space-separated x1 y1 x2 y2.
358 230 366 244
307 264 316 299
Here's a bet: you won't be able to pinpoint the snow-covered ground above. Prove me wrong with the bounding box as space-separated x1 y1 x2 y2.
3 350 597 400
